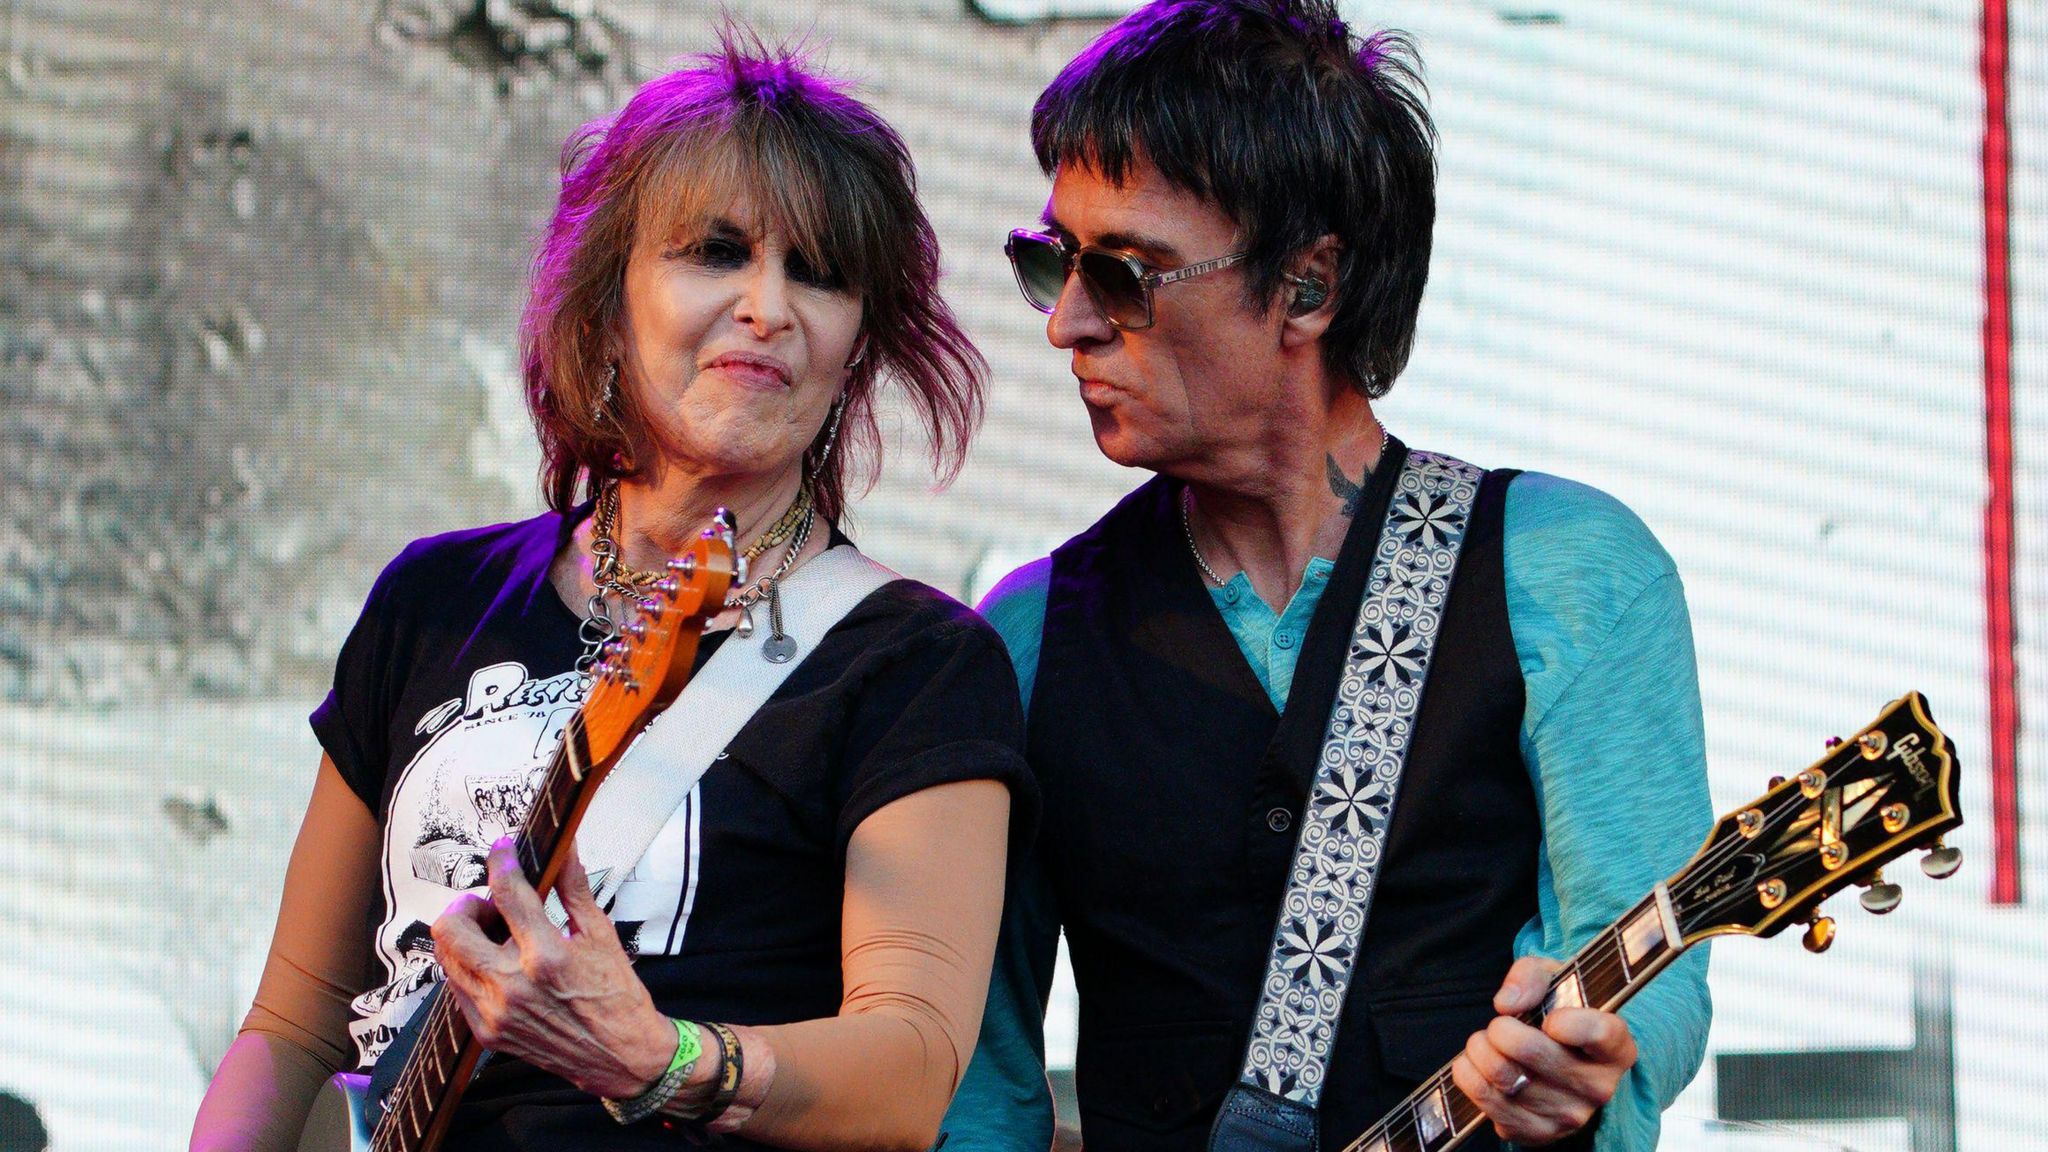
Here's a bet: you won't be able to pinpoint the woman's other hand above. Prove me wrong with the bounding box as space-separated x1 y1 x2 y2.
431 840 676 1100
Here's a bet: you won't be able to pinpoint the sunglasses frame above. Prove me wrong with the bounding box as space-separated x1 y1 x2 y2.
1005 229 1248 331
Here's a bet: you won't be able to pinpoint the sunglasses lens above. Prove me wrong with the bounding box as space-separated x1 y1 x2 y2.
1009 235 1068 314
1078 251 1150 328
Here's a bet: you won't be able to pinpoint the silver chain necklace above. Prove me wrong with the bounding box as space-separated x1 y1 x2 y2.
1180 426 1390 590
726 502 816 664
577 485 818 672
1180 487 1232 588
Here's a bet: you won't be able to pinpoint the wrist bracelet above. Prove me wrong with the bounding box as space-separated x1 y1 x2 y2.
602 1018 702 1126
699 1021 745 1125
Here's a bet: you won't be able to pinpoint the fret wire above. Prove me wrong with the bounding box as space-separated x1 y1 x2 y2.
1427 1072 1479 1148
1343 893 1683 1152
1581 930 1625 1005
379 716 619 1150
1569 923 1637 1011
1576 954 1626 1010
1444 1076 1482 1126
520 743 570 842
564 712 591 782
375 723 602 1152
537 777 561 834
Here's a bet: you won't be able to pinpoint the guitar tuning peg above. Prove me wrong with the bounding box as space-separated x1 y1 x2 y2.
1921 840 1963 879
1768 775 1786 789
1857 872 1903 915
1801 915 1837 954
1825 737 1844 748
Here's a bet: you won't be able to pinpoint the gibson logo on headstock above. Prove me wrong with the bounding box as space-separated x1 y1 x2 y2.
1885 732 1934 791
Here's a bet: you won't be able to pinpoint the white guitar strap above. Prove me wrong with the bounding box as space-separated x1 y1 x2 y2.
1232 450 1486 1113
564 544 898 914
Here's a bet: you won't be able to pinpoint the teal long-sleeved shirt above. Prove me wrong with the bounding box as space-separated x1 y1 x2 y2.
943 471 1713 1152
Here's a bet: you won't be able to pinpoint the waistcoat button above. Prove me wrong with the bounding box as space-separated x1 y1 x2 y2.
1266 807 1293 833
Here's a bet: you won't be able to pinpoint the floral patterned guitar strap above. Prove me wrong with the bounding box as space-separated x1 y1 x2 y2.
1209 449 1486 1152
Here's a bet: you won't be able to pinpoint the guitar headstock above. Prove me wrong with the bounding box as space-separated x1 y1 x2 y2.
1669 691 1961 952
578 515 739 761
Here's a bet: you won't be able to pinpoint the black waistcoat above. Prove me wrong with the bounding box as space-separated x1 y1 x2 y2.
1029 444 1537 1151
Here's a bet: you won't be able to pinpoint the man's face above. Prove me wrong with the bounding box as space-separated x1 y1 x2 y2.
1041 160 1292 479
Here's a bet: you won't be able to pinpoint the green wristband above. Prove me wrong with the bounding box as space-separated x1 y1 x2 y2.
602 1018 703 1125
664 1018 704 1077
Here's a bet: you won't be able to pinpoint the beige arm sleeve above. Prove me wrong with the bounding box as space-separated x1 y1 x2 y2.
736 777 1011 1151
191 756 382 1152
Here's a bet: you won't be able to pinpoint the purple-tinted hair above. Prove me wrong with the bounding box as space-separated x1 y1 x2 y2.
520 27 986 520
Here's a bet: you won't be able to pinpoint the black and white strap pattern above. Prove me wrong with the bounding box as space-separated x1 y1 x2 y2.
1239 450 1485 1103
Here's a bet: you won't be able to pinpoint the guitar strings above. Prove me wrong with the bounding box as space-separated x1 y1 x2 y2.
373 718 587 1149
1336 749 1907 1152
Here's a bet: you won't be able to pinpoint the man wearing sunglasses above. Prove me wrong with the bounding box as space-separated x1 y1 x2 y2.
946 3 1712 1152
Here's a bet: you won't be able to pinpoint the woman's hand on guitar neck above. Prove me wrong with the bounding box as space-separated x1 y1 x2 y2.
1449 955 1638 1147
431 840 682 1101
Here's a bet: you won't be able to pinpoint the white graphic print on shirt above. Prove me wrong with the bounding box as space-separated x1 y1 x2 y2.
349 659 701 1067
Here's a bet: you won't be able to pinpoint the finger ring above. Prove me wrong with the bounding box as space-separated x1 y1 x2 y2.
1507 1072 1532 1098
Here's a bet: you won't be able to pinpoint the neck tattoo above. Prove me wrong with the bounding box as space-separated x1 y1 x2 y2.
1184 424 1392 590
1325 425 1391 517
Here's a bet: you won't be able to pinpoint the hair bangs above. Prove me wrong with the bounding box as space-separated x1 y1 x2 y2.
524 22 985 518
628 74 887 302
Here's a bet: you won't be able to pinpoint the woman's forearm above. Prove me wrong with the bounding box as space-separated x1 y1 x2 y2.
191 757 380 1150
190 1031 339 1152
711 779 1011 1151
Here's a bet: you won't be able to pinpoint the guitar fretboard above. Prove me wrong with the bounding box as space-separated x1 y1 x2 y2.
369 713 594 1152
1340 890 1681 1152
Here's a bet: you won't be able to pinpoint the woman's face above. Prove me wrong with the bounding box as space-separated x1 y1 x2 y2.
616 198 863 485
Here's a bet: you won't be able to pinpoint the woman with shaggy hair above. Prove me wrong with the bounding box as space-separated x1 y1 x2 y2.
193 32 1027 1151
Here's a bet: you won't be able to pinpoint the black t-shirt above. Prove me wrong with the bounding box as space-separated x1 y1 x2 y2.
310 507 1033 1148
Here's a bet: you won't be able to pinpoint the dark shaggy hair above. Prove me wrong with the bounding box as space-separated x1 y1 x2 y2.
521 28 986 519
1032 0 1435 397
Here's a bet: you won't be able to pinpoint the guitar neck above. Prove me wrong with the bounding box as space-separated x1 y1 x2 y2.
1340 885 1686 1152
369 713 602 1152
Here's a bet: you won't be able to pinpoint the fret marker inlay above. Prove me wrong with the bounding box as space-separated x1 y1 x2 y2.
1546 968 1585 1014
1416 1084 1450 1145
1621 905 1664 967
565 733 588 782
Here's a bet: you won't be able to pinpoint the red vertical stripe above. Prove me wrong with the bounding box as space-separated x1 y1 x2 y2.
1982 0 2021 905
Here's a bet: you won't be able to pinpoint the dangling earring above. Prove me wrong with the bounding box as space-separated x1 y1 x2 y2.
591 362 618 422
810 392 849 479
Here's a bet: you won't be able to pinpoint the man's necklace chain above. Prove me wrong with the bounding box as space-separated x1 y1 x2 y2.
1180 425 1390 590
